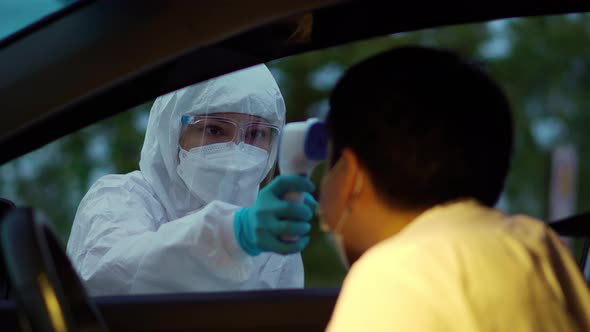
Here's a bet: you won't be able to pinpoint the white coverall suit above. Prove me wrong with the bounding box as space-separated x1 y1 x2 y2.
67 65 303 295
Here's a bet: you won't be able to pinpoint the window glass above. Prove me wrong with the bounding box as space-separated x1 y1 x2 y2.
0 0 76 41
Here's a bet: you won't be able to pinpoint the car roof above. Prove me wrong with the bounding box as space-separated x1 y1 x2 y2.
1 0 589 164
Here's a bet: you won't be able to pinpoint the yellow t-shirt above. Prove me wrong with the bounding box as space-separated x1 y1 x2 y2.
327 200 590 332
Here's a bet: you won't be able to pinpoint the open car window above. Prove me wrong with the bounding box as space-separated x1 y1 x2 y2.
1 13 589 297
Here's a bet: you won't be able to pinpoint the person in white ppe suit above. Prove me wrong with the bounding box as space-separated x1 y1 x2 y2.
67 64 316 296
319 46 590 331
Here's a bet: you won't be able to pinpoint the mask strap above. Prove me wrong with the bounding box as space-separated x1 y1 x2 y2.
333 173 363 233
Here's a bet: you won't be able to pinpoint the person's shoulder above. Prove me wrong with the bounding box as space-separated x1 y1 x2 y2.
498 212 567 255
392 201 534 249
352 219 483 281
80 171 160 209
504 213 553 234
87 171 154 196
350 236 437 278
76 171 166 221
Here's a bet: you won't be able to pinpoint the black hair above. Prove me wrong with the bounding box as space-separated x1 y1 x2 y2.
327 46 513 208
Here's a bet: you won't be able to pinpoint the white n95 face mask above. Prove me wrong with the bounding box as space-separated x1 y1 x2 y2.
177 142 269 207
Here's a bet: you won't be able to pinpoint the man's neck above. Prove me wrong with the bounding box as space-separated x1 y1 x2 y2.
347 192 426 257
369 203 424 243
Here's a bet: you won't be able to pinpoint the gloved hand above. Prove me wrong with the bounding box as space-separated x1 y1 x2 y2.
234 175 317 256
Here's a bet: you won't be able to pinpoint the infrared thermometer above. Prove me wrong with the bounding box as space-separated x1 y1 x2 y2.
278 118 328 242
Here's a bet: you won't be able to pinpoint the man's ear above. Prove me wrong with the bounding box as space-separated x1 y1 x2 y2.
330 148 361 202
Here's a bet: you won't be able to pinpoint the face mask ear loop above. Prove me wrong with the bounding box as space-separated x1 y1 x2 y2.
333 173 363 234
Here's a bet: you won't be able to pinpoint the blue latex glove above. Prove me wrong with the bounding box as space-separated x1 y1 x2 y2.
234 175 316 256
302 192 318 215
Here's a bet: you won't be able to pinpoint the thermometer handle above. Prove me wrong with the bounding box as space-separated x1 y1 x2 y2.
279 191 305 243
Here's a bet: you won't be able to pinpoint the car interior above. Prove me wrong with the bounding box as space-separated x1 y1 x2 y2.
1 1 590 331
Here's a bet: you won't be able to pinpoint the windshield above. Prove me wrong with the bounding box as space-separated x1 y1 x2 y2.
0 0 75 41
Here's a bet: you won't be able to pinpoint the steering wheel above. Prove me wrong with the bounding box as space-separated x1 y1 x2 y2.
1 207 108 332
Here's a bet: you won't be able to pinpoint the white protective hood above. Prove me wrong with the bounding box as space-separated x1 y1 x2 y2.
139 64 286 220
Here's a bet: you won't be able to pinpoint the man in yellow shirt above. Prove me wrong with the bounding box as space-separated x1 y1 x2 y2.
320 46 590 331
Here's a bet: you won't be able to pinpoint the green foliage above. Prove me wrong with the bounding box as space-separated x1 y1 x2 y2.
2 14 589 286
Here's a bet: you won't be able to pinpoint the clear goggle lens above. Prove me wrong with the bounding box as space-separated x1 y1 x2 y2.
180 115 279 151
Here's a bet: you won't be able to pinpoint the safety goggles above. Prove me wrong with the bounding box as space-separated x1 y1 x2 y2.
180 115 280 151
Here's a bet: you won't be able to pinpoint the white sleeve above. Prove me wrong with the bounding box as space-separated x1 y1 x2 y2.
67 182 255 296
276 254 304 288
